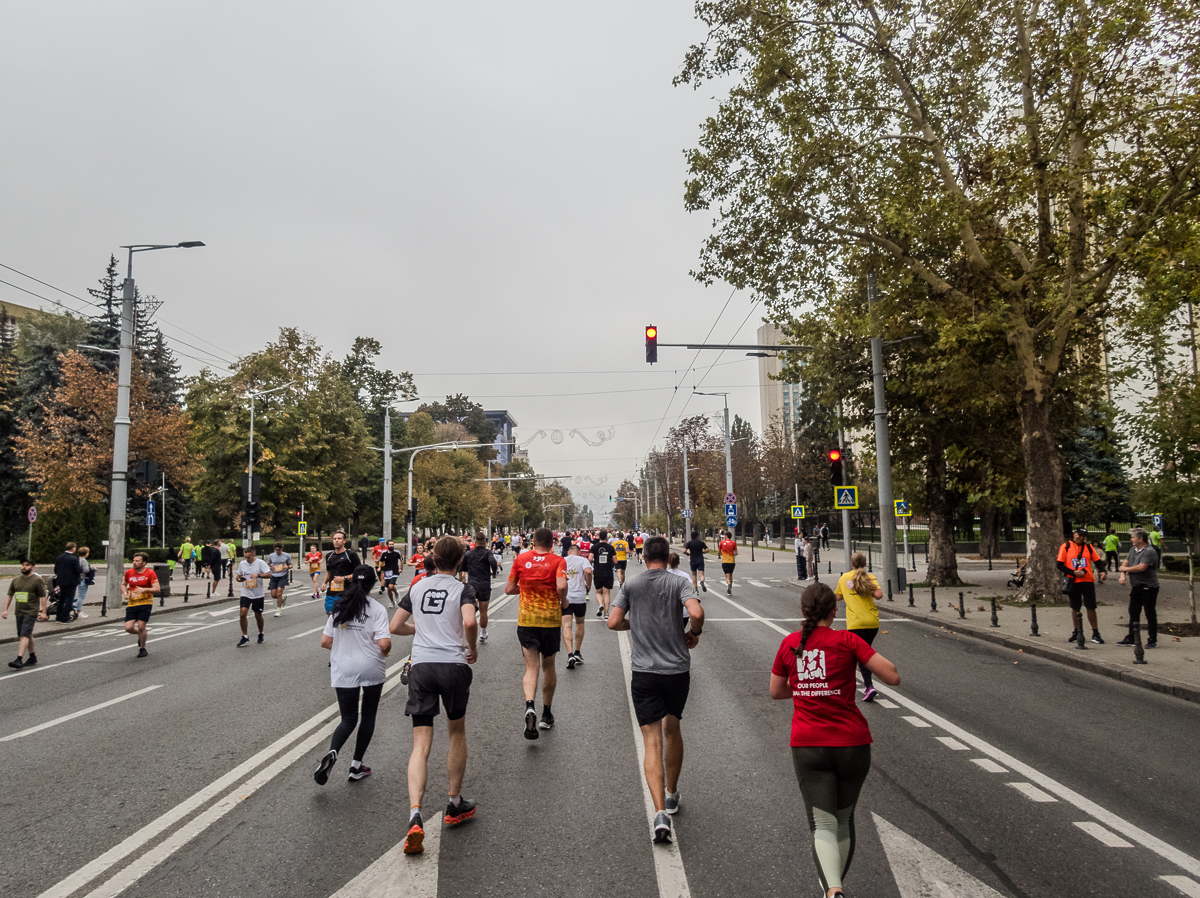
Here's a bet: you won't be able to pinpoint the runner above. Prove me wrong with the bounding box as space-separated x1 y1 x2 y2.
833 552 884 701
305 544 323 599
217 537 232 586
314 565 391 786
236 545 271 647
769 582 900 898
684 530 708 595
591 530 616 619
505 527 568 738
267 542 292 618
123 551 160 658
390 535 480 853
323 530 362 616
612 531 630 591
608 536 704 844
563 544 592 669
560 530 573 558
4 559 48 669
379 539 403 607
634 532 645 564
372 538 387 593
459 530 500 643
719 531 739 594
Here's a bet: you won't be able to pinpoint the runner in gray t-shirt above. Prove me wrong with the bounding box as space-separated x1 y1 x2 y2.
608 535 704 845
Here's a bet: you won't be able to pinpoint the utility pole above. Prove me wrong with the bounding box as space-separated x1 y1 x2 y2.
682 443 691 529
868 272 898 591
694 391 734 498
383 409 393 541
837 400 852 572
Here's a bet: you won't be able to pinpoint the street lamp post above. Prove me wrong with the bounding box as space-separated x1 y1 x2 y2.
868 272 899 591
245 382 294 548
400 441 478 558
104 241 204 617
694 391 734 498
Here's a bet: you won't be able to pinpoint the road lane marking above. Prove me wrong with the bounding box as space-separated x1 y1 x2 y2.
37 661 405 898
1008 782 1056 802
1162 876 1200 897
876 699 899 709
1 685 163 742
902 716 931 728
616 629 692 898
288 625 328 640
971 759 1007 773
1075 821 1133 847
4 621 231 682
329 822 441 897
874 813 1006 898
747 580 770 588
936 736 969 750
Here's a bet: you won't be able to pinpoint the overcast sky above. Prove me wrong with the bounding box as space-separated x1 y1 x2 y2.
1 2 768 519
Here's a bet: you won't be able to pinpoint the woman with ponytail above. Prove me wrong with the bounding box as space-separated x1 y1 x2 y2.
834 552 885 702
770 582 899 898
314 565 391 786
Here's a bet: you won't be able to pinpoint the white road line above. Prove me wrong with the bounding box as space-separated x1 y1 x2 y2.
1075 821 1133 847
902 715 931 728
747 580 770 588
971 759 1007 773
1162 876 1200 897
1 685 163 742
329 823 441 897
936 736 969 750
876 699 899 709
616 629 692 898
4 621 231 683
288 625 328 640
36 662 404 898
1008 782 1057 802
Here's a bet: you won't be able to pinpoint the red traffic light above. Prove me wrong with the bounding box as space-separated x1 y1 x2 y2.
646 326 657 339
645 325 658 364
828 448 842 462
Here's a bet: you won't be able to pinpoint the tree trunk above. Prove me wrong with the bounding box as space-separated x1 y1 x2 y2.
1019 388 1065 602
978 500 1000 559
1002 509 1014 542
925 427 962 585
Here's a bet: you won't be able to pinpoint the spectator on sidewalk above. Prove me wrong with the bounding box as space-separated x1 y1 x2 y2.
1058 528 1107 645
4 559 48 668
805 532 817 578
820 523 830 551
179 537 194 579
795 532 809 581
1149 525 1164 561
1102 529 1120 574
54 542 80 623
74 547 94 620
1118 528 1160 649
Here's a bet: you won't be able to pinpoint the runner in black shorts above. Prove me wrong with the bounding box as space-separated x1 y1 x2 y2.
506 528 568 738
684 531 707 594
591 530 616 618
236 546 271 647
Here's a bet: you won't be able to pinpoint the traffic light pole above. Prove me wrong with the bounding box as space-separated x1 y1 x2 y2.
837 401 852 572
868 273 898 592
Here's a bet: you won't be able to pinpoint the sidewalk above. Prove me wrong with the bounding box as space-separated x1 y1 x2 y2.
785 558 1200 704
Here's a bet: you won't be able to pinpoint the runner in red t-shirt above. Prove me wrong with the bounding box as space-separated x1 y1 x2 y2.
122 551 161 658
718 532 739 594
770 582 899 898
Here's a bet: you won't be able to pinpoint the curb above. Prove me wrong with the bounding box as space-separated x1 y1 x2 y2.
782 581 1200 706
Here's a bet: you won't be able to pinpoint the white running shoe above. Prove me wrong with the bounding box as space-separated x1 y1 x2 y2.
479 627 488 642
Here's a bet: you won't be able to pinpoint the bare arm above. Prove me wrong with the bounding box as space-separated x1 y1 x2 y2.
320 634 334 650
684 596 705 648
377 637 392 657
607 606 630 631
389 607 415 637
865 652 900 686
462 604 478 664
769 672 791 700
504 577 519 595
557 575 568 609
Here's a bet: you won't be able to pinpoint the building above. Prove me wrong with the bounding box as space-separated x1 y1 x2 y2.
483 410 518 465
756 322 803 436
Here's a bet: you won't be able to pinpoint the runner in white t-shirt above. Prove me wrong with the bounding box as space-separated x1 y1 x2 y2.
236 547 272 647
314 565 391 785
563 545 593 669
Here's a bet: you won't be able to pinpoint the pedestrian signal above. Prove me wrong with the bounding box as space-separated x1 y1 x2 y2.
645 325 658 364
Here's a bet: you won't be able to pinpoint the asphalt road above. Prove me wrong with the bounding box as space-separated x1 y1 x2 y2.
4 558 1200 898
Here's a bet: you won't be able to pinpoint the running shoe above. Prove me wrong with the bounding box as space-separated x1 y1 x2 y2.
863 687 878 702
137 647 148 659
1066 630 1079 643
7 657 23 669
314 749 337 786
567 654 577 670
665 792 680 816
237 636 250 648
727 584 732 595
653 811 673 843
1116 636 1135 646
1091 632 1104 644
78 611 89 618
348 765 372 782
1146 639 1157 648
479 627 488 643
524 707 539 740
596 606 604 618
274 610 282 618
444 798 477 826
403 815 425 854
400 659 412 685
539 708 555 730
700 581 707 592
574 651 584 665
24 654 37 666
257 633 265 644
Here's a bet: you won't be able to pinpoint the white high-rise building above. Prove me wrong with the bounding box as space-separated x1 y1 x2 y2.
757 322 803 436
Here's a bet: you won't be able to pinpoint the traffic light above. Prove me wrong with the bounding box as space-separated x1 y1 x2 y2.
410 498 419 525
645 325 658 364
246 499 260 532
828 448 844 486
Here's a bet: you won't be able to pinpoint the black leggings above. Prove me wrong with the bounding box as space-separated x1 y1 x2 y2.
792 744 872 892
331 682 384 762
850 627 878 689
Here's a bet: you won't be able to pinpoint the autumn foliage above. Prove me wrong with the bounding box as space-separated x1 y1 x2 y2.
15 351 197 510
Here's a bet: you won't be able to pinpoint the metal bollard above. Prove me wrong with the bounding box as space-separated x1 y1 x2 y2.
206 582 211 599
828 561 832 574
1133 621 1147 664
1076 624 1086 650
990 596 999 627
887 579 893 602
227 574 234 598
908 584 914 607
1030 602 1039 636
931 585 937 612
868 546 873 572
159 592 165 607
958 592 966 619
911 547 917 572
988 546 993 571
184 584 189 603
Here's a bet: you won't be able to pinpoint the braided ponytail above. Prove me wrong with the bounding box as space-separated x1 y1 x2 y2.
793 581 837 656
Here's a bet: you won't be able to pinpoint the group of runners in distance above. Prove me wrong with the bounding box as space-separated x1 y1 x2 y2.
4 520 904 897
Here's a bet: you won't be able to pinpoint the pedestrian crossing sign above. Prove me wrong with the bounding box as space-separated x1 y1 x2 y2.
791 505 805 519
298 520 307 535
894 500 911 517
834 487 858 509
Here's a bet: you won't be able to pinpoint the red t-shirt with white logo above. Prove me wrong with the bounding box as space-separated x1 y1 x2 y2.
771 626 876 747
124 568 159 606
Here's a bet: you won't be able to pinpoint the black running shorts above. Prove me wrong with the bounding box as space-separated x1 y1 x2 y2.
124 604 152 623
630 670 690 727
269 576 288 591
15 614 36 638
689 560 704 572
615 560 627 571
722 562 736 574
405 662 473 722
565 602 587 619
593 569 614 590
517 625 561 657
1069 581 1097 611
240 596 266 612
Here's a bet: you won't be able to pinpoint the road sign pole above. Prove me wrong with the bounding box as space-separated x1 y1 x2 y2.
682 443 691 527
837 401 852 571
868 273 899 591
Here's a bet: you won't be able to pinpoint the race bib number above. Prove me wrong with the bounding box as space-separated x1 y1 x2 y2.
13 591 29 603
599 553 608 564
309 563 321 573
384 571 397 580
272 564 285 573
330 575 345 593
245 577 258 590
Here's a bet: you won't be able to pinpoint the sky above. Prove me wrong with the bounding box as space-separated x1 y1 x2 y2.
0 2 769 521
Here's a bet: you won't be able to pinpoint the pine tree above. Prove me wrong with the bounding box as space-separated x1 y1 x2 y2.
85 255 122 375
1062 409 1134 531
0 306 25 544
